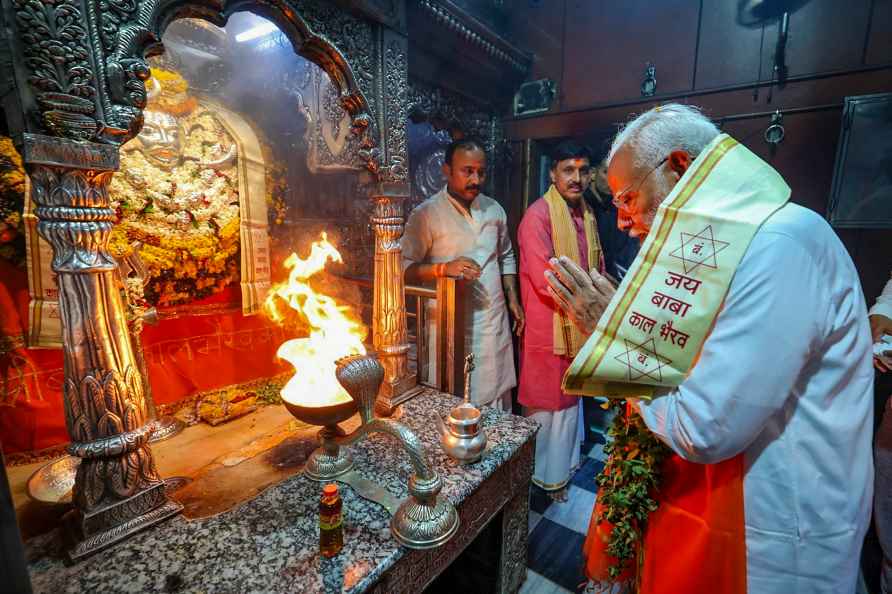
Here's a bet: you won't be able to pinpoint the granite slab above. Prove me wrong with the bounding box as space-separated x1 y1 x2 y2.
26 389 538 594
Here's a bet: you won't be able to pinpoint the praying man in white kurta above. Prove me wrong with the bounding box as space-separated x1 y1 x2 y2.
548 104 873 594
401 139 524 410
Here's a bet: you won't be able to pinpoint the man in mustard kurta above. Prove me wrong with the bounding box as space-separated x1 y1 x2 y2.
517 140 603 500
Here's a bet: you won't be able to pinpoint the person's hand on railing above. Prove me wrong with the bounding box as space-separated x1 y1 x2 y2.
442 257 481 280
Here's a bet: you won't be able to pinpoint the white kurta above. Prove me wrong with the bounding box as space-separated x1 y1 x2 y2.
526 402 584 490
638 203 874 594
870 272 892 319
401 187 517 405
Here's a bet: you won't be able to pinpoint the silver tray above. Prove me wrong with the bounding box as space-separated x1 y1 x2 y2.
26 456 191 505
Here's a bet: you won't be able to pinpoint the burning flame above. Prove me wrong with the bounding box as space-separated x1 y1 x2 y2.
265 233 367 407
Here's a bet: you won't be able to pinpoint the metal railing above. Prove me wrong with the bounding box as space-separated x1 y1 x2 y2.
337 275 466 396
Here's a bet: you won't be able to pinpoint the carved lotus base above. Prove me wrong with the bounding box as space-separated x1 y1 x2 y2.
304 446 354 481
391 495 460 550
64 482 183 562
390 473 459 550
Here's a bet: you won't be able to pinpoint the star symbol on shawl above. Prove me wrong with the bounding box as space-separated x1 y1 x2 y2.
614 338 672 382
668 225 730 275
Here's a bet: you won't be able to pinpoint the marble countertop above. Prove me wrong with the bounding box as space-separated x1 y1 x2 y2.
26 389 538 594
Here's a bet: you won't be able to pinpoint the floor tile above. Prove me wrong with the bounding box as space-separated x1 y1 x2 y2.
570 457 603 494
527 518 587 592
528 510 543 534
519 569 572 594
530 484 553 515
543 485 596 535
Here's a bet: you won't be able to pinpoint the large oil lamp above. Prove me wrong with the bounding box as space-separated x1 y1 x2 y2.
283 353 459 550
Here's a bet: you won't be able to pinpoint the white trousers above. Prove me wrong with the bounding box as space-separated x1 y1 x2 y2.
488 389 513 413
525 401 584 491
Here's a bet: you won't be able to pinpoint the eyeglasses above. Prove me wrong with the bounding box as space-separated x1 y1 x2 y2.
611 157 668 210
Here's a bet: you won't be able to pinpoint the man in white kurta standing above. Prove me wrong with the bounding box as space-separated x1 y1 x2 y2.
401 139 523 410
546 104 873 593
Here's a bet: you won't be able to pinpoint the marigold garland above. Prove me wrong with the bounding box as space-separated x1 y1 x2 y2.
108 105 242 306
148 68 198 116
0 136 26 268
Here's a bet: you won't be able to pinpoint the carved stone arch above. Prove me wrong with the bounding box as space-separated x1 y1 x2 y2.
407 79 511 211
99 0 380 162
407 79 492 142
223 1 372 125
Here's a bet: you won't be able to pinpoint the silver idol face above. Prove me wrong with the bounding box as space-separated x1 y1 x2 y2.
134 110 183 169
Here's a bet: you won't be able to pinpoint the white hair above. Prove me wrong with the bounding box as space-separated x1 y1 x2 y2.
607 103 721 169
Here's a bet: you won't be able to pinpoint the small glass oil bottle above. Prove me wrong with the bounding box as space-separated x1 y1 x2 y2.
319 483 343 557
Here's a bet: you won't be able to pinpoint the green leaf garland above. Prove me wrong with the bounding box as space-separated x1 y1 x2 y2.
595 400 671 584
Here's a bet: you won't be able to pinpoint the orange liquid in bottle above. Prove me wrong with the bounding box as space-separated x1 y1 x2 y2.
320 483 343 557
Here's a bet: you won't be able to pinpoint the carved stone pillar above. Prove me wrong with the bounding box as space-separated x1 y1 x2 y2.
22 134 181 561
372 187 421 415
371 28 421 415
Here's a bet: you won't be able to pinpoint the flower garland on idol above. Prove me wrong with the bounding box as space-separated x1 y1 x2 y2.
108 68 242 307
0 136 26 268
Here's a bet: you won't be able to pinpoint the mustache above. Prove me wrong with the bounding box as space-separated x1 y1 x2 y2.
465 185 480 191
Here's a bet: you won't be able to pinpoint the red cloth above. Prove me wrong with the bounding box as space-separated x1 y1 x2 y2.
140 289 289 405
0 260 67 452
0 264 289 454
583 452 748 594
517 197 599 411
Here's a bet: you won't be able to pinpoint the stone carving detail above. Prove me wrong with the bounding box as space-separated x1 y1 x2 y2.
94 0 160 140
69 497 180 560
408 80 511 202
307 68 369 172
369 440 535 593
10 0 392 176
13 0 98 139
371 195 404 253
66 369 162 507
382 37 409 183
417 0 529 73
408 80 491 141
499 442 533 593
23 131 119 169
371 192 412 406
28 167 118 271
23 133 181 559
412 147 447 206
285 0 382 175
19 0 386 163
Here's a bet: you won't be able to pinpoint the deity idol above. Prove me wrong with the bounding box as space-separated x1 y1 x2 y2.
110 69 242 307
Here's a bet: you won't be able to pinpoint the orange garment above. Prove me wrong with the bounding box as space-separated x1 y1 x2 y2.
583 452 747 593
